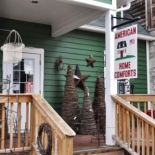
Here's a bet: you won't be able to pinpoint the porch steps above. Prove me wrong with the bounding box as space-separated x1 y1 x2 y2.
73 146 125 155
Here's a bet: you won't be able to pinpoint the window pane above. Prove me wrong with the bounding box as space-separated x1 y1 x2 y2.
24 59 33 75
27 74 33 82
20 71 26 82
13 63 20 70
13 71 19 82
13 83 20 93
12 58 34 93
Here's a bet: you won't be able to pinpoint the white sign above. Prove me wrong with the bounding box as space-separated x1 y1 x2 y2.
114 25 137 79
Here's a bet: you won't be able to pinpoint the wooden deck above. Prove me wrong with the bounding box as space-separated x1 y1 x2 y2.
0 135 123 155
73 135 124 155
74 135 105 151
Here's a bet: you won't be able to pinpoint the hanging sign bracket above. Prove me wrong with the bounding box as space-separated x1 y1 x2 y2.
111 16 140 30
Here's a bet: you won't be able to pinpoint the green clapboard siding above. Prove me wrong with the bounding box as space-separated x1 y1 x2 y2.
0 18 147 114
0 18 105 113
130 40 147 94
44 30 105 111
94 0 112 4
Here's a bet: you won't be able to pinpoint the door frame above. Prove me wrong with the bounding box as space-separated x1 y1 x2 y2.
3 47 44 96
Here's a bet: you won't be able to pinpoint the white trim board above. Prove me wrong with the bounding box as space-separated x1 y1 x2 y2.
78 25 155 41
58 0 116 11
146 41 151 109
146 41 150 93
23 47 44 96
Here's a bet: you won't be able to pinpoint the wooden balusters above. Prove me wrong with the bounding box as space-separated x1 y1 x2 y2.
1 104 5 149
137 102 140 110
52 132 58 155
0 94 75 155
144 102 147 113
136 117 140 154
31 102 62 155
25 102 30 146
151 127 155 155
115 103 118 137
58 136 63 155
141 121 145 155
112 95 155 155
146 123 149 155
119 105 123 140
17 102 21 147
122 107 126 143
30 104 36 155
9 103 14 149
127 111 130 148
151 101 153 118
131 113 135 152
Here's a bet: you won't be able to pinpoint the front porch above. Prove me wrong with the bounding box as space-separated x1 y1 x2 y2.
0 94 123 155
0 94 154 155
0 0 154 155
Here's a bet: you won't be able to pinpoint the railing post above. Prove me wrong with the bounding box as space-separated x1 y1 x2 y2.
1 104 5 149
62 137 73 155
30 103 37 155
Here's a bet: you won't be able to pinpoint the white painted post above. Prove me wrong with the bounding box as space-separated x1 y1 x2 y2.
105 9 117 145
146 41 151 109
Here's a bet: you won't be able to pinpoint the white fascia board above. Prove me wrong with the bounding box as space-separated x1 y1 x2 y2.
79 25 106 33
137 34 155 41
58 0 116 11
78 25 155 41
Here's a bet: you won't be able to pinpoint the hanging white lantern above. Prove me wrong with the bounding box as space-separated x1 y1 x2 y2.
1 29 25 63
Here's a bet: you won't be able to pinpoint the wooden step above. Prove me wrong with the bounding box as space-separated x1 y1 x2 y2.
73 146 124 155
93 150 124 155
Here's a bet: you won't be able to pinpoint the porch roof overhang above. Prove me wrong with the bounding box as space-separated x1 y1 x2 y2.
0 0 134 37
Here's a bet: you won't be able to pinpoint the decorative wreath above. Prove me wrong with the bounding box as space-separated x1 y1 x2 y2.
37 123 52 155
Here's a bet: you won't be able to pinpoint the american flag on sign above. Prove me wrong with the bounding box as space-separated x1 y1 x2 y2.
130 39 135 45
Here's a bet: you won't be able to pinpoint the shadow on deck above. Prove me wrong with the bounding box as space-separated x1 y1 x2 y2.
73 135 123 155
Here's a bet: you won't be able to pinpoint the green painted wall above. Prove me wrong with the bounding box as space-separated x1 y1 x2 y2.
0 18 147 113
130 40 147 111
94 0 112 4
0 18 105 113
44 31 105 112
130 40 147 94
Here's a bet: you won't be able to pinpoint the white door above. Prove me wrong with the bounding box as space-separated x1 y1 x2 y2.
3 51 41 131
3 53 40 94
